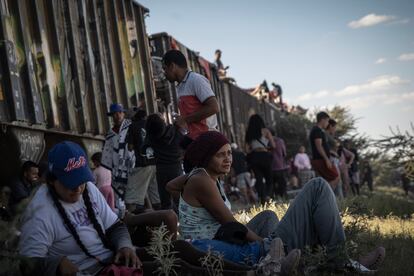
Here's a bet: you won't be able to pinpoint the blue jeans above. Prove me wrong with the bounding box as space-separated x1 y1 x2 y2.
191 239 263 266
269 177 346 257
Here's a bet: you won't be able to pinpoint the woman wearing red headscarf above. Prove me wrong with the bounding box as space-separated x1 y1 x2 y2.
167 131 279 242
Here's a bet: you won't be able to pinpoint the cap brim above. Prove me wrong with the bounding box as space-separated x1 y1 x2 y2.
55 166 95 190
107 110 126 116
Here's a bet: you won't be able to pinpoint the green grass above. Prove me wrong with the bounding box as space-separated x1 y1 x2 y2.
235 185 414 275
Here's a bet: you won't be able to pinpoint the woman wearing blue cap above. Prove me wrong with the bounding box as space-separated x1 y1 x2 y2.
18 141 141 275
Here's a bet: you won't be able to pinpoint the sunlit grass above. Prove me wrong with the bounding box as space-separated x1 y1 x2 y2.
234 185 414 275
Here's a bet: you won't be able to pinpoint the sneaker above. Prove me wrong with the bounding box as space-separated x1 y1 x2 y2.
257 239 300 276
256 238 284 275
281 249 301 276
268 238 285 260
256 254 281 275
358 246 385 270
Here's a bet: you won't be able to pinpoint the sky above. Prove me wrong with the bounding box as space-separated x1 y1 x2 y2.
139 0 414 139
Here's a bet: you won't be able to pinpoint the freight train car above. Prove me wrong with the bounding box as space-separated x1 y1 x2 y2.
0 0 156 184
149 32 283 148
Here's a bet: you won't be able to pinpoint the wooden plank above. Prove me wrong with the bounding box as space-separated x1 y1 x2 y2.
114 0 135 107
57 0 86 133
33 0 73 130
132 3 157 113
123 0 145 107
0 1 26 121
74 0 100 134
16 0 45 125
103 0 128 107
0 2 11 122
94 0 117 105
41 0 71 131
83 0 110 135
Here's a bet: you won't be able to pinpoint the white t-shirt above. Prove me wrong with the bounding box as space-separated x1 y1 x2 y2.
176 71 217 139
19 182 118 271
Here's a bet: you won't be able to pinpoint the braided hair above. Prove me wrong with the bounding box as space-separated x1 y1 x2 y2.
46 173 114 263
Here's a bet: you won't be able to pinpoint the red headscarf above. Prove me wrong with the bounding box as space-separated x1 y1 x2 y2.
185 131 230 169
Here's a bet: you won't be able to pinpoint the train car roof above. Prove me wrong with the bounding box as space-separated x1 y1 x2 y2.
149 32 216 66
132 0 150 14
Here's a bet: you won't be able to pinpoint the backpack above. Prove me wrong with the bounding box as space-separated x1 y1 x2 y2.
127 119 155 167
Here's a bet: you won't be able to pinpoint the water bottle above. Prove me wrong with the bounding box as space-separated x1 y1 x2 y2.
172 112 189 135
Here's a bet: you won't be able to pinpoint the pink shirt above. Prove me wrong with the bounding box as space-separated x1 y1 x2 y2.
93 166 112 189
294 153 312 170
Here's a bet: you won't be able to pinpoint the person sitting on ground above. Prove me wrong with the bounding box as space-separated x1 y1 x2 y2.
91 152 115 210
294 146 314 187
9 160 40 212
230 143 257 205
167 131 386 274
18 141 141 275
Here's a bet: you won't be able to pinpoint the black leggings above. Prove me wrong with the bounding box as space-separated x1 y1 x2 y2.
156 164 183 210
249 151 273 203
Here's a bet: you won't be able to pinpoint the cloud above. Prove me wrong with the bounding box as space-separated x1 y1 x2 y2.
402 105 414 112
375 58 386 64
398 53 414 61
295 75 410 103
384 92 414 104
388 18 410 25
335 75 409 97
348 14 396 29
296 90 329 101
342 91 414 110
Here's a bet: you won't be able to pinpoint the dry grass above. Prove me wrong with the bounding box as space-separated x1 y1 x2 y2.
199 247 225 276
147 224 180 276
234 185 414 276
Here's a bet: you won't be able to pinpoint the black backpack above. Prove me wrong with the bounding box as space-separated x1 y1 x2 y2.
127 119 155 166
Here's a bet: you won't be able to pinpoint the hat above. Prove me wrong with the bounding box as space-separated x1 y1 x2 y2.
48 141 94 189
107 103 126 116
185 131 229 168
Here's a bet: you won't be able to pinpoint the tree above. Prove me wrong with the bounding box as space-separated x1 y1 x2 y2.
308 105 358 138
376 124 414 180
273 113 313 158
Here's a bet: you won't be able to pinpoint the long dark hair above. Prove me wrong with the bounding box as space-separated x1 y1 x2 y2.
245 114 266 143
46 173 113 262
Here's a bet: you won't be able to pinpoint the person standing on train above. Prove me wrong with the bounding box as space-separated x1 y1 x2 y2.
162 49 219 145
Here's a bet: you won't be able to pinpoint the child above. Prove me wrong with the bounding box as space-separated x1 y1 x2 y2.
91 152 115 210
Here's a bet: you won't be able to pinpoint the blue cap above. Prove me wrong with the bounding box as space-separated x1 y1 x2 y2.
107 103 126 116
48 141 94 189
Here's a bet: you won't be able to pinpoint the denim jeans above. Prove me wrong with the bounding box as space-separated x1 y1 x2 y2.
269 177 346 257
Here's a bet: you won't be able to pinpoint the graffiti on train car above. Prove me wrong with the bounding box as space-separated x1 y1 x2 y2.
11 128 45 163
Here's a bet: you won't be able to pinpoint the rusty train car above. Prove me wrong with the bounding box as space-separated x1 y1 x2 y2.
0 0 157 183
0 0 282 184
